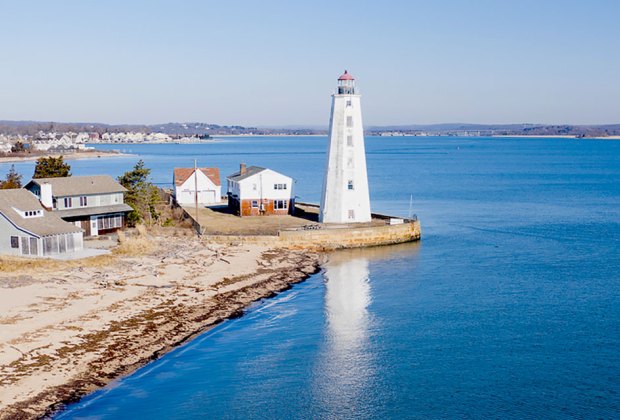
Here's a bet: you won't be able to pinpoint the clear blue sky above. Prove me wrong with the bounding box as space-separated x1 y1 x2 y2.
1 0 618 126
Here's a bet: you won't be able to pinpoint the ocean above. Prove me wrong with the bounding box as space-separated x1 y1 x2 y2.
3 136 618 418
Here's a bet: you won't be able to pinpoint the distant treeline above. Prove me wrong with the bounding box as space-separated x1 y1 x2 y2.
0 121 325 136
365 123 620 137
1 121 619 137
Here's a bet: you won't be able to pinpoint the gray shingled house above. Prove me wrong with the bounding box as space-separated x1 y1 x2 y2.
25 175 133 237
0 189 84 257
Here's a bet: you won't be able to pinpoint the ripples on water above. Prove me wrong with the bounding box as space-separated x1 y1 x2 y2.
23 136 618 419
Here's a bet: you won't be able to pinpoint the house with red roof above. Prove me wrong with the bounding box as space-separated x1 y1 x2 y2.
173 167 221 205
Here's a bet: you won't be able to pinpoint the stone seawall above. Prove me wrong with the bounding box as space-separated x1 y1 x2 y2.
160 193 422 250
278 220 421 250
200 221 421 250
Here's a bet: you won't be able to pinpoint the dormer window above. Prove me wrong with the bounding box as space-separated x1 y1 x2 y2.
15 209 43 218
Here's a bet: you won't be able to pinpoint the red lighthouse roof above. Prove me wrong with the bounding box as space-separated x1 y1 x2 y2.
338 70 354 81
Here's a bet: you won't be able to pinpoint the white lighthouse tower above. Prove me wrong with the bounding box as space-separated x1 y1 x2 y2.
319 70 371 224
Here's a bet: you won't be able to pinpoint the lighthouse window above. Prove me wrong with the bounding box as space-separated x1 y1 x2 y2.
347 135 353 146
346 116 353 127
346 100 352 107
348 180 354 190
348 210 355 219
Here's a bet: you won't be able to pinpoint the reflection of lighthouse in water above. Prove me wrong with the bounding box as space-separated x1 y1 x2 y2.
314 254 373 416
325 257 371 349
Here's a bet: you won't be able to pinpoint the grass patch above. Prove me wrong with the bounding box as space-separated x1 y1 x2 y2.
113 228 155 256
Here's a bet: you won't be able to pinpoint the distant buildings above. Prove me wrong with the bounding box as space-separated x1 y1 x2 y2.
30 134 92 152
173 167 222 205
227 164 294 216
0 189 84 257
25 175 132 237
0 131 210 154
93 132 206 144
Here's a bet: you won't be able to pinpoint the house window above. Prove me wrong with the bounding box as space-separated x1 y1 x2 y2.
274 183 287 190
43 236 58 255
80 196 88 207
348 180 354 190
347 135 353 146
275 200 288 210
251 200 259 208
97 214 122 230
346 116 353 127
64 197 72 208
21 237 29 255
348 209 355 219
10 236 18 248
66 234 75 252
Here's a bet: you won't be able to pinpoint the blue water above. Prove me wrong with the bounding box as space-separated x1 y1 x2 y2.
5 136 618 418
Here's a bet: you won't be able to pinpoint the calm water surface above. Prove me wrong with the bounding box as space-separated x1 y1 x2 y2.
5 136 618 418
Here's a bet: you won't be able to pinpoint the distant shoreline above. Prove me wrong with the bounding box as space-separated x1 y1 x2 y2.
490 134 620 140
0 150 131 164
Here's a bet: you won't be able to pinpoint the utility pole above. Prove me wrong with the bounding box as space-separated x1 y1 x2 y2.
194 159 200 234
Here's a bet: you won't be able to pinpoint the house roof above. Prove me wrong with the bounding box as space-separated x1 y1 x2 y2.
55 203 133 218
174 167 221 187
227 166 267 182
0 189 82 237
26 175 127 196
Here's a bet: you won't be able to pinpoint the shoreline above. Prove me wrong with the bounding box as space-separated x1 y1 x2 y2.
490 134 620 140
0 150 131 164
0 232 322 419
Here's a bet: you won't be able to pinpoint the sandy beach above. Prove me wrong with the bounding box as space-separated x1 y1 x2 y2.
0 230 321 419
0 150 129 164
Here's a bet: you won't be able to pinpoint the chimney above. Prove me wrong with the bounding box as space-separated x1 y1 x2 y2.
240 163 247 175
40 182 53 209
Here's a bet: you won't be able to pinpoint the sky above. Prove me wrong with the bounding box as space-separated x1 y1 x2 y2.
0 0 619 126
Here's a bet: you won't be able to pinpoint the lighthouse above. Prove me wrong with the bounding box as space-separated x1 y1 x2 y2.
319 70 371 224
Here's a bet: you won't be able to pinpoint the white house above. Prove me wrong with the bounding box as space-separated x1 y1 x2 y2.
173 167 221 205
227 164 294 216
0 189 84 257
320 70 372 224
